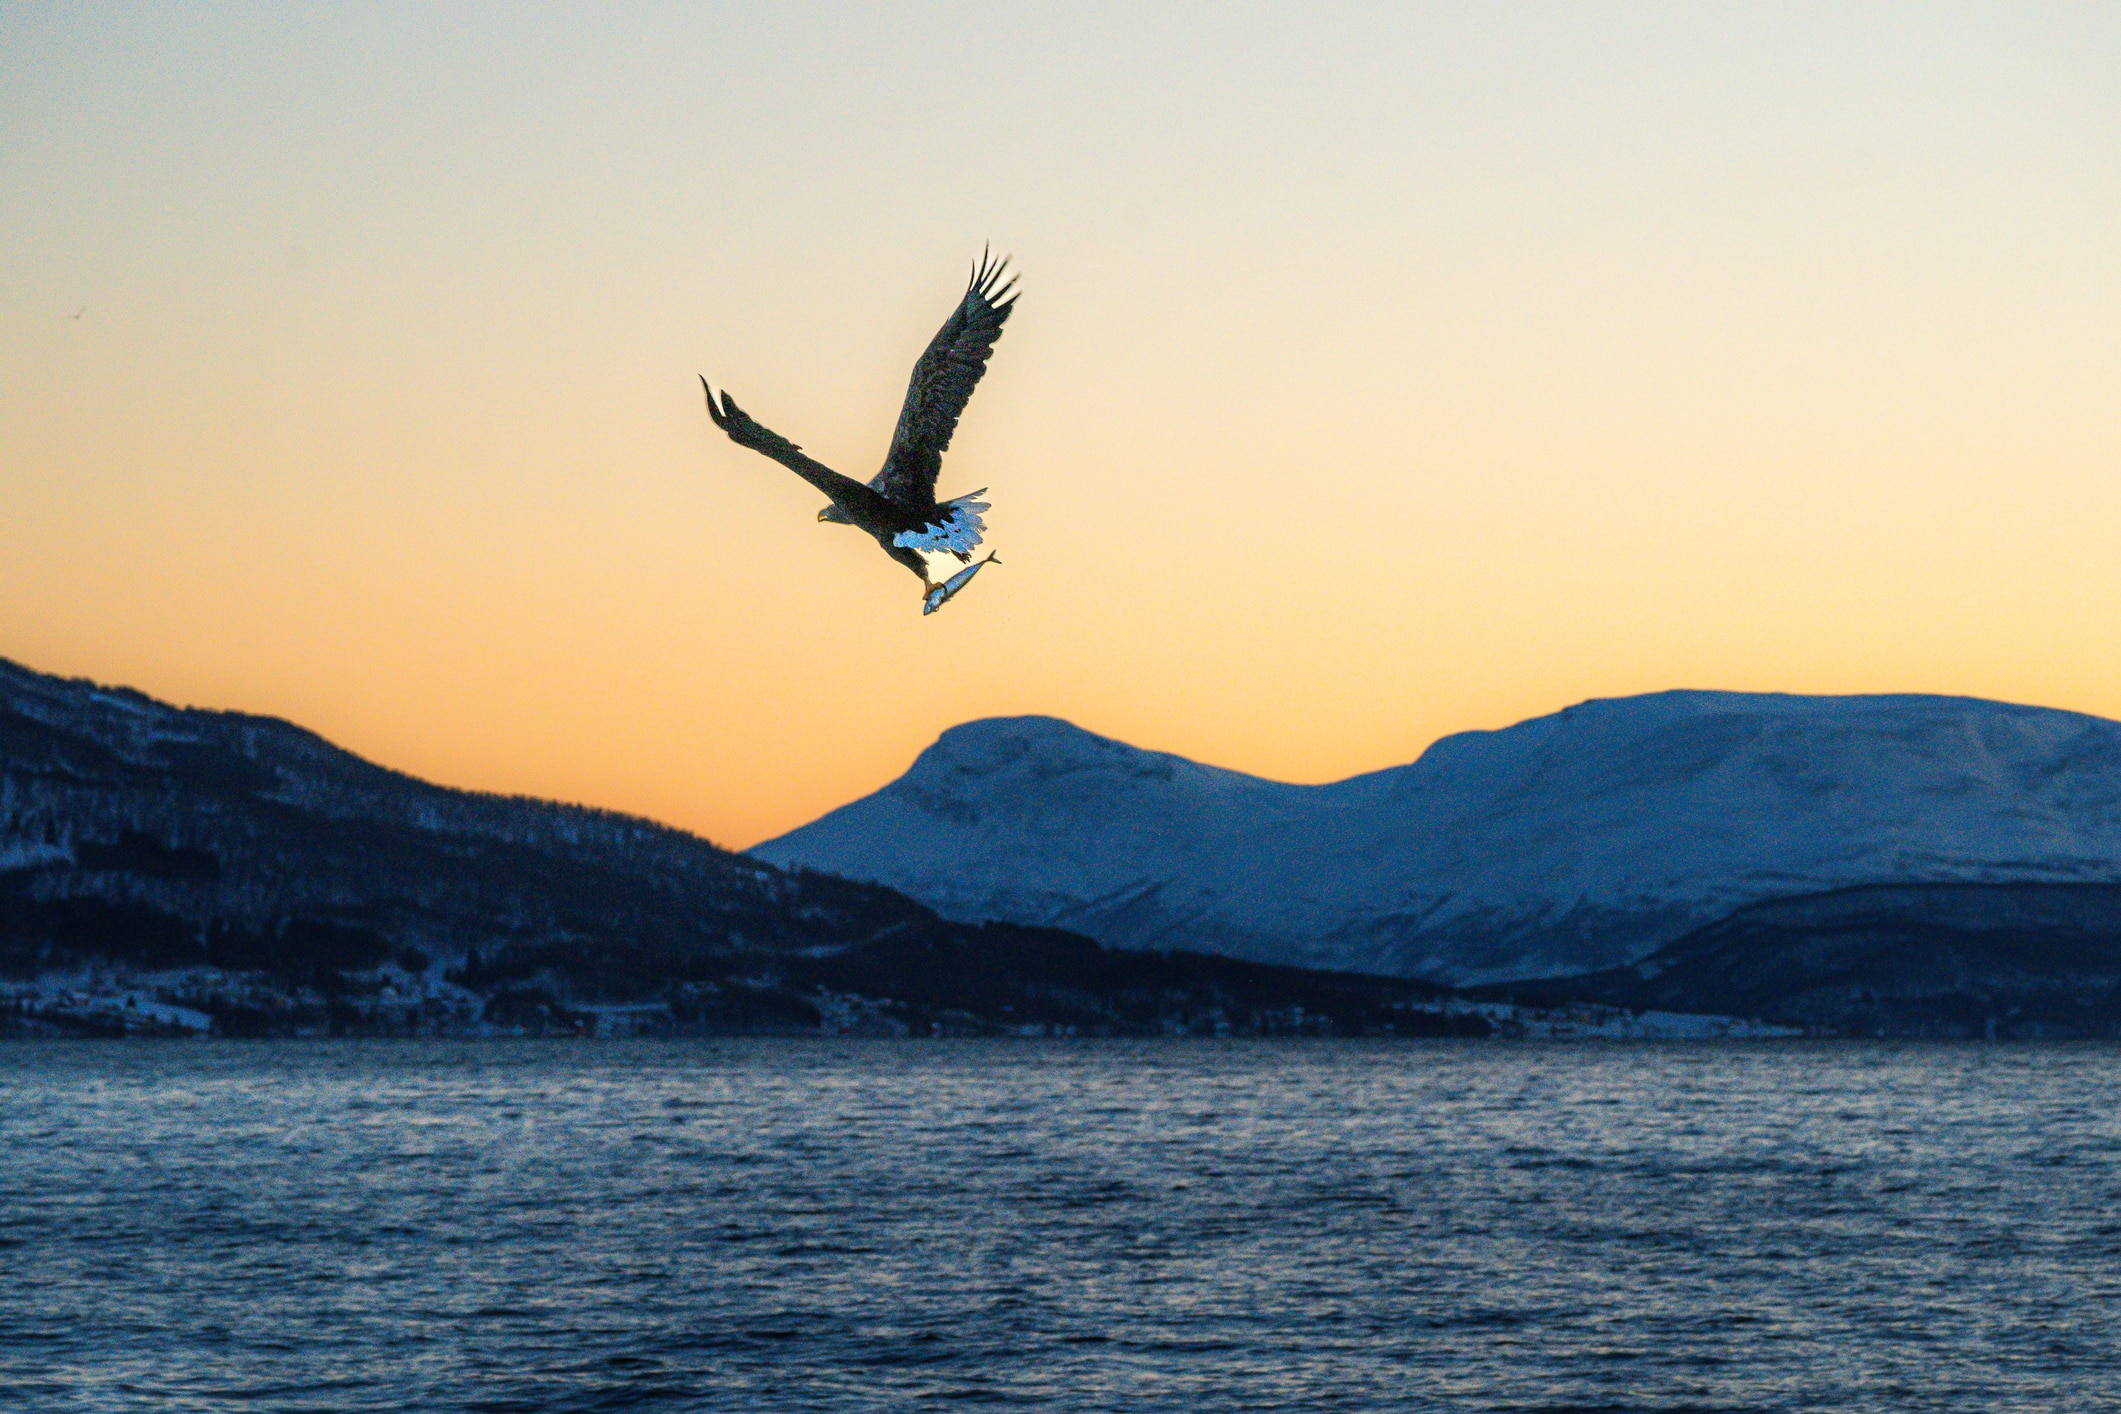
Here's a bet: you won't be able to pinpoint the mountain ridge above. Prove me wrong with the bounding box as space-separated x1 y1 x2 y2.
0 654 1482 1037
14 654 2121 1037
752 692 2121 982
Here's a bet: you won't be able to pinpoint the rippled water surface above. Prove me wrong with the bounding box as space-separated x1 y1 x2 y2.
4 1039 2119 1412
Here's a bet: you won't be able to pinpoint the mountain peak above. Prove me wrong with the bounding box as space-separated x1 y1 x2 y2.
925 715 1125 766
911 716 1208 791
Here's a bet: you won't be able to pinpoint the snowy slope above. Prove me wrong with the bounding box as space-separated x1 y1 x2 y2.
750 693 2121 983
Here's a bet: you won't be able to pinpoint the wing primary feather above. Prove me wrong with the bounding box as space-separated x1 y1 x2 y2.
869 250 1019 511
700 375 908 528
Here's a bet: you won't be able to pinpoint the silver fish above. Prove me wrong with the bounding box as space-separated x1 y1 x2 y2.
923 552 1000 615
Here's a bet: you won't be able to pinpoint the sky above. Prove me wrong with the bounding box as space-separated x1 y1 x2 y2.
3 3 2118 849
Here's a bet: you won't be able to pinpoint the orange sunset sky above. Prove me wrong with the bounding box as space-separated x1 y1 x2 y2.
4 4 2118 849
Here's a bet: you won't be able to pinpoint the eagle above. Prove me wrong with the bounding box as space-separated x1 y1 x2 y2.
702 250 1018 605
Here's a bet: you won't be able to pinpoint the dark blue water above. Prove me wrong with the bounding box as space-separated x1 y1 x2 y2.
4 1040 2118 1412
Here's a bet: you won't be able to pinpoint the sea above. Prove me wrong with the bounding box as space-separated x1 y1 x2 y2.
3 1039 2117 1412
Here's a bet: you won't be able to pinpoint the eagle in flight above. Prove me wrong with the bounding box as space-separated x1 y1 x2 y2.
702 250 1017 608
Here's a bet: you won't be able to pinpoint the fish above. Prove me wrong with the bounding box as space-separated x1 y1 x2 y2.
923 552 1000 615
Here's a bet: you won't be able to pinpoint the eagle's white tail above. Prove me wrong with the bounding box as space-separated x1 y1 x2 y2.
892 489 989 555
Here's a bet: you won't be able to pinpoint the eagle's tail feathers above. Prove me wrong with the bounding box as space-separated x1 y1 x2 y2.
892 494 990 556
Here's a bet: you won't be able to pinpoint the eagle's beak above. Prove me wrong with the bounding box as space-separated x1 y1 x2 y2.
816 507 830 522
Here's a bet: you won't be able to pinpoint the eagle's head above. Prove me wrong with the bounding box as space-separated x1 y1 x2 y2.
817 503 854 525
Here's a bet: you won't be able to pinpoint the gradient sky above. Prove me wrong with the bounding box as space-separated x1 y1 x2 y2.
4 3 2118 848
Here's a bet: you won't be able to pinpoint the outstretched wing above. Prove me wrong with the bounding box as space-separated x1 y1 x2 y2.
874 249 1018 508
702 378 900 528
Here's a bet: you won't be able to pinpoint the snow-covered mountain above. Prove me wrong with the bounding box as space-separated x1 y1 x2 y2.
750 692 2121 983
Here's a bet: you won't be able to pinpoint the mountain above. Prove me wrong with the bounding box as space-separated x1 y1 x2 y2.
1484 881 2121 1040
0 655 1478 1037
751 694 2121 984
